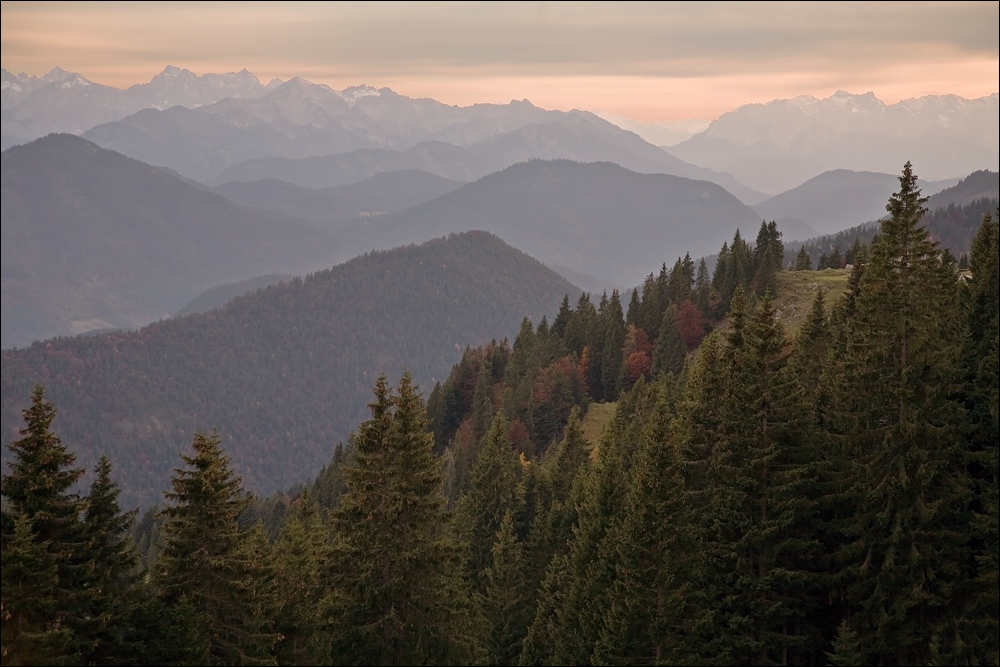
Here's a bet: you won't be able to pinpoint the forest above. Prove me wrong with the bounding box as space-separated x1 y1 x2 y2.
2 164 998 666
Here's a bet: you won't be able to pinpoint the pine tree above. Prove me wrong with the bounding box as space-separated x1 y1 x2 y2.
827 162 971 665
1 386 85 666
327 373 467 665
156 430 277 665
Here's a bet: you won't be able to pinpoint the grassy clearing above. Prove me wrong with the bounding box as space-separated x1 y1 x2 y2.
772 269 851 335
582 401 617 456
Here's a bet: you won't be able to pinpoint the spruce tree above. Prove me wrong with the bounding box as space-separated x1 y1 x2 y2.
961 211 999 660
475 512 530 666
651 304 686 377
273 491 329 666
593 377 697 665
457 412 523 593
327 373 467 665
601 290 626 400
156 430 277 665
827 162 971 665
1 386 85 666
1 513 71 665
697 294 819 664
77 455 141 665
794 246 813 271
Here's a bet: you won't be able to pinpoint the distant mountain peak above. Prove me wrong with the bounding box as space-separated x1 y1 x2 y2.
41 66 80 83
338 84 382 105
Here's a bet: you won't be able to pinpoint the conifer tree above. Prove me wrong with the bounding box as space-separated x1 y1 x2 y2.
593 377 697 665
1 386 85 666
695 258 712 312
651 304 686 377
458 413 523 593
601 290 626 400
789 289 829 419
475 512 530 666
961 211 1000 659
696 293 819 663
794 246 813 271
827 162 971 665
156 430 277 665
327 373 467 665
1 513 71 665
77 455 141 665
273 491 330 666
552 295 572 340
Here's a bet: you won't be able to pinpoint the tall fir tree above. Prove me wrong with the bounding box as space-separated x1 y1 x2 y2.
327 373 468 665
475 511 531 666
961 211 1000 660
457 412 523 594
826 162 972 665
77 455 142 665
651 304 686 378
1 386 85 666
156 430 277 666
273 491 330 666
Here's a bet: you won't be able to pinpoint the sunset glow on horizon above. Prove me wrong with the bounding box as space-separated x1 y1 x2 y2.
2 1 997 121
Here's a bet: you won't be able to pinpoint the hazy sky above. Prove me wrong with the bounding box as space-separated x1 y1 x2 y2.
2 1 997 120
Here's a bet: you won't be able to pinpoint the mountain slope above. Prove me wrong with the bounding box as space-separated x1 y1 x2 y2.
1 134 343 348
671 91 999 192
356 159 762 286
926 170 999 209
0 231 579 508
213 170 465 228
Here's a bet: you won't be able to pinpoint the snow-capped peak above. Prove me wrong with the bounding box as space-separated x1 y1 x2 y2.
337 85 381 107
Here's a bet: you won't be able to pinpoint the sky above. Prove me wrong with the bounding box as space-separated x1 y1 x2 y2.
2 1 997 121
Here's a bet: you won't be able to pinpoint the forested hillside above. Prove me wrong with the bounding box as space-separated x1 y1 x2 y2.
0 232 578 508
786 193 998 269
4 164 995 666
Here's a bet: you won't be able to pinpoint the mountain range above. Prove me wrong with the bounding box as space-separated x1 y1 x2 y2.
0 134 344 349
670 90 999 193
2 65 280 147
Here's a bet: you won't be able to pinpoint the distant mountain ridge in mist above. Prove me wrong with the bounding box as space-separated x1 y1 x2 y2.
82 79 763 202
752 169 959 237
670 90 999 193
212 169 465 228
1 134 344 348
348 159 763 287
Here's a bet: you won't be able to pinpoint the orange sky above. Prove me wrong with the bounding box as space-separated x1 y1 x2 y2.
2 1 997 121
